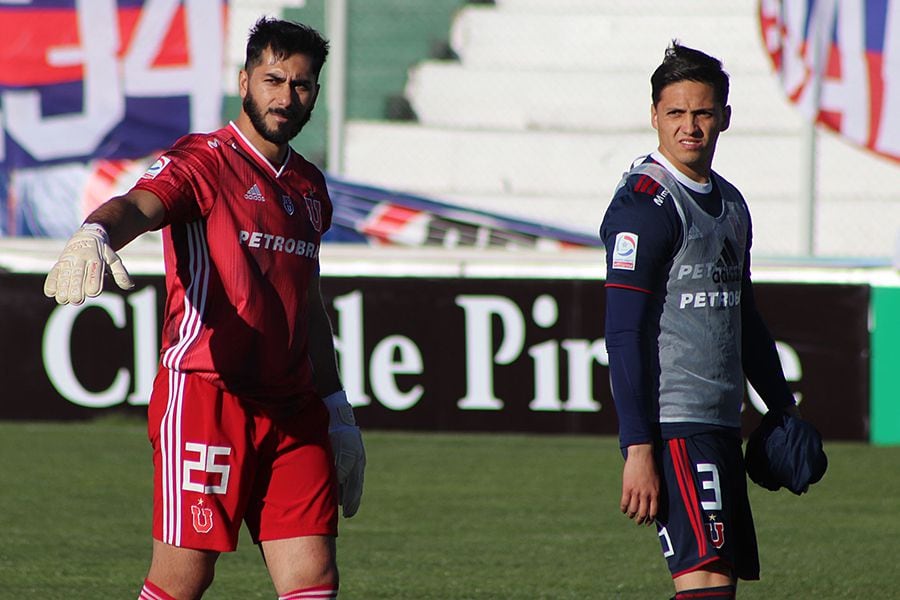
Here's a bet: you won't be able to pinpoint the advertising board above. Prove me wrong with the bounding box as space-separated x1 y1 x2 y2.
1 273 870 440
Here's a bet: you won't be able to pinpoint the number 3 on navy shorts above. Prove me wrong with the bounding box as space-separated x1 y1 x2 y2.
182 443 232 494
696 462 723 510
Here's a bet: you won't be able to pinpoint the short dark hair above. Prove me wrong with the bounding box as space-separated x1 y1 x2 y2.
651 41 729 107
245 17 330 77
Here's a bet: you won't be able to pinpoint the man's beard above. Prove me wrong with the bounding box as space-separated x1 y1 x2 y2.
243 90 311 145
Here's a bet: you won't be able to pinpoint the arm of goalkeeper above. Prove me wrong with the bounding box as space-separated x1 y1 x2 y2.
323 390 366 518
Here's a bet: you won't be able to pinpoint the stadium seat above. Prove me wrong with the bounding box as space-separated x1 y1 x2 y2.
342 0 900 258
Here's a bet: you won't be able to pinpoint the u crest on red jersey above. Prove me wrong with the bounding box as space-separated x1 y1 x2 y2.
304 192 322 232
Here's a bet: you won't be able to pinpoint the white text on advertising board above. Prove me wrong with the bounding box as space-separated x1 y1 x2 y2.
42 286 803 413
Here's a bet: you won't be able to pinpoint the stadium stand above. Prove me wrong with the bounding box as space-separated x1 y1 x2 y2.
341 0 900 259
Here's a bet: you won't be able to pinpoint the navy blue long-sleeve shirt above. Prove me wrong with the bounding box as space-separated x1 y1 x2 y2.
600 155 795 449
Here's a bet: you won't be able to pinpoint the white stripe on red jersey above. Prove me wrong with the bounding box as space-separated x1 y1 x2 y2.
162 221 209 372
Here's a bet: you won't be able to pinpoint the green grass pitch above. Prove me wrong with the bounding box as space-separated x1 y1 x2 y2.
1 419 898 599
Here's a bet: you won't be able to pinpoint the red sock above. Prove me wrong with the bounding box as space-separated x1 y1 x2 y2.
278 584 339 599
138 579 178 600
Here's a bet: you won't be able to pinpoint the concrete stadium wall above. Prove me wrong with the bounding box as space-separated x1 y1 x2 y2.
225 0 469 166
225 0 900 260
342 0 900 259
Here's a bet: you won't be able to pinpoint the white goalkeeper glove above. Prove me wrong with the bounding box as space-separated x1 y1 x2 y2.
323 390 366 518
43 223 134 305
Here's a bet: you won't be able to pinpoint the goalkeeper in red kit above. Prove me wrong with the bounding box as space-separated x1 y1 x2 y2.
44 18 364 600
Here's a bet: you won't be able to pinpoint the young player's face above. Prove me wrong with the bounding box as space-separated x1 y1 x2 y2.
240 47 319 145
651 80 731 183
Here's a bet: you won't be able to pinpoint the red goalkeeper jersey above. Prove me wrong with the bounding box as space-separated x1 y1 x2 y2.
132 122 332 402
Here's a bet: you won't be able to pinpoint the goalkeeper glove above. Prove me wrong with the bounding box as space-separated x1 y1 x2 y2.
323 390 366 518
43 223 134 305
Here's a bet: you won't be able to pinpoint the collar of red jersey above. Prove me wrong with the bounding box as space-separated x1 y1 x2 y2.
228 121 291 177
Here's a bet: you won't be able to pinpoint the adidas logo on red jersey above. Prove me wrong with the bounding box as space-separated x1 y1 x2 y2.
244 184 266 202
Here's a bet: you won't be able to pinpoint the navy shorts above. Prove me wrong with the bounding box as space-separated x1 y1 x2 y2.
655 432 760 580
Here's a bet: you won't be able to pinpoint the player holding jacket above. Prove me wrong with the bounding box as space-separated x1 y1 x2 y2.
43 18 364 600
599 42 800 599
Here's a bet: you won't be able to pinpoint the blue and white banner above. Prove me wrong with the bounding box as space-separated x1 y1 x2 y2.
325 177 600 249
0 1 597 247
759 0 900 163
0 0 227 236
0 0 226 169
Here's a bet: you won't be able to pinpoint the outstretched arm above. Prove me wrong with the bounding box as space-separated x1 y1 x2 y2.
43 190 165 305
82 190 166 250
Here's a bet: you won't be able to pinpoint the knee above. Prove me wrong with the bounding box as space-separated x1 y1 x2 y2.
194 565 216 596
146 545 218 600
263 536 339 594
309 556 339 588
147 569 215 600
673 562 734 595
143 570 214 600
673 562 735 600
673 585 736 599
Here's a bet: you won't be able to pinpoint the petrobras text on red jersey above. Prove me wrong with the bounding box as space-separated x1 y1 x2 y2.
238 230 319 259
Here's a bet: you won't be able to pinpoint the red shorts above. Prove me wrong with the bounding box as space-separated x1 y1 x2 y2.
147 367 338 552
